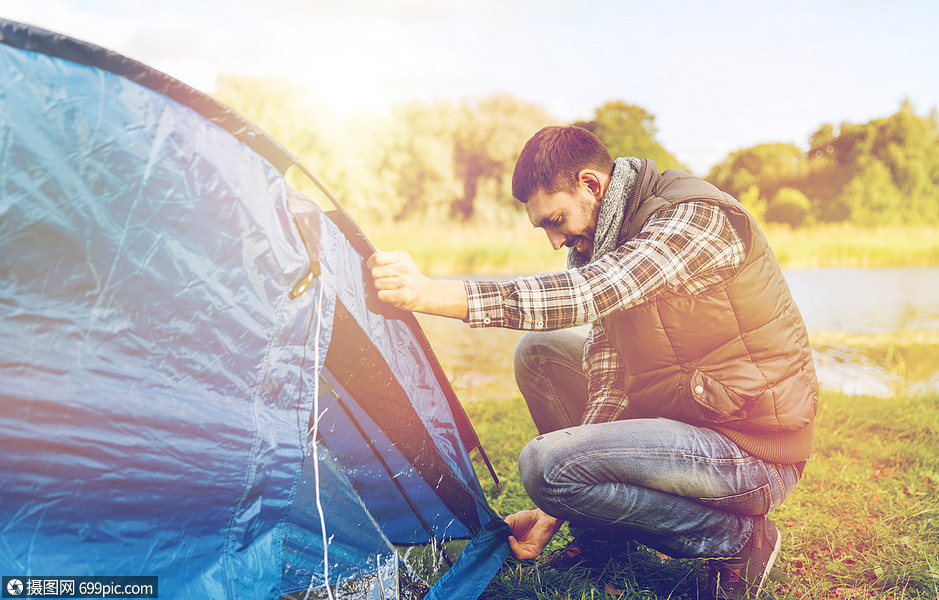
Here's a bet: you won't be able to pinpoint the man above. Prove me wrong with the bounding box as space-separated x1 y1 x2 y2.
367 126 817 599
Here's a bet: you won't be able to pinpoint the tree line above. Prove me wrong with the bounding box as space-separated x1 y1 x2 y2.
214 77 938 228
707 100 939 227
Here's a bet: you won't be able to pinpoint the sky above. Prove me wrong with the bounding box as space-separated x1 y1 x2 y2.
3 0 938 174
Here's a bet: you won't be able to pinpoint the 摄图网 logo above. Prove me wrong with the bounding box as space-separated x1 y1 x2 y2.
5 579 23 596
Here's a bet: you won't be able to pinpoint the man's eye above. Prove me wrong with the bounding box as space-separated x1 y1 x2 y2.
547 217 563 227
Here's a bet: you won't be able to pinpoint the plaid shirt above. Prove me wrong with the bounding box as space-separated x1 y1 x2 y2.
465 201 747 425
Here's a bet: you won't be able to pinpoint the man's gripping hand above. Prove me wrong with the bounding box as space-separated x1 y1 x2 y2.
504 508 564 560
366 250 469 319
367 250 431 312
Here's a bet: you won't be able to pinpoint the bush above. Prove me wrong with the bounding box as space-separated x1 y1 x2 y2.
766 187 813 228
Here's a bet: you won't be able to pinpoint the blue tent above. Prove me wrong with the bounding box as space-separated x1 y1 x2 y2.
0 19 509 599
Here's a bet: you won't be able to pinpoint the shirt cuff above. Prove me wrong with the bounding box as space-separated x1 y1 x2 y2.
580 392 630 425
464 280 506 327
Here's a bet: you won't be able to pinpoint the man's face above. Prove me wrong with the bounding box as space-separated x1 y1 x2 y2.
525 184 602 257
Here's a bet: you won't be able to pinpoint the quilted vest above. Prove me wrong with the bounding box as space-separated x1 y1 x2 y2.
605 160 818 463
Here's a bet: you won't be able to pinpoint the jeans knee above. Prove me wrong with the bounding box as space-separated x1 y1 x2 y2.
513 332 542 377
519 436 544 490
518 434 562 509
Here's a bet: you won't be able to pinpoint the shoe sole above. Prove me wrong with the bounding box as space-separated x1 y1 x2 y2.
754 526 782 596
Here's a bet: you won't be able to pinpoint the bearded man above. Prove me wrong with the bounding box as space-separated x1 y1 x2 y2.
368 125 818 599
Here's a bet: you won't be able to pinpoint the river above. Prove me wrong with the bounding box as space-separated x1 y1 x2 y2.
415 267 939 401
787 267 939 397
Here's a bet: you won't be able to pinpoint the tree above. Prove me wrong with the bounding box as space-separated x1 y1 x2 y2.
806 101 939 224
377 101 462 222
574 101 684 171
738 185 767 222
871 100 939 223
450 95 554 221
706 143 806 202
800 131 851 222
373 96 554 222
838 158 904 227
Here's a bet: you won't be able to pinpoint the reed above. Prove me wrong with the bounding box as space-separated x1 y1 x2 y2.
358 220 939 275
763 223 939 269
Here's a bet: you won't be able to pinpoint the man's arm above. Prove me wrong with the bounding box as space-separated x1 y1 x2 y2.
466 202 747 331
366 250 468 319
368 202 745 333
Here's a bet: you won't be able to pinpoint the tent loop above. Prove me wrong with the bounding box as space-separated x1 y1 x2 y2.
287 189 323 300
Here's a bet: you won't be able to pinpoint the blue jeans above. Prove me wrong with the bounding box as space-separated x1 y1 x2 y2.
514 330 803 559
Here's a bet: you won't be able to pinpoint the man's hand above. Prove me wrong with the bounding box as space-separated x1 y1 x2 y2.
504 508 564 560
366 250 469 319
367 250 430 312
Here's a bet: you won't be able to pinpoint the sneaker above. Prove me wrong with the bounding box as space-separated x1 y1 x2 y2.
541 539 607 571
540 532 638 571
539 538 630 598
709 516 782 599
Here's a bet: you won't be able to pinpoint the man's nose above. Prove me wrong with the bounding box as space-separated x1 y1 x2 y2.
545 230 566 251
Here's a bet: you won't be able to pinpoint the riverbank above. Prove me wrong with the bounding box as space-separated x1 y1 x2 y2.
359 221 939 275
416 310 939 404
466 391 939 599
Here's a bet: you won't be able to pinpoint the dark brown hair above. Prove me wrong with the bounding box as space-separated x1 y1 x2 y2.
511 126 614 202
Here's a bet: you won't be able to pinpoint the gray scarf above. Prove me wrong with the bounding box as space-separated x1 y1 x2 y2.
567 157 642 269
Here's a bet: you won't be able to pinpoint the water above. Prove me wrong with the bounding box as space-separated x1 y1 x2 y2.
416 267 939 401
786 267 939 397
787 267 939 334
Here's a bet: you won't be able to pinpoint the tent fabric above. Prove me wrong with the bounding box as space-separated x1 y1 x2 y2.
423 518 513 600
0 18 508 599
281 433 398 597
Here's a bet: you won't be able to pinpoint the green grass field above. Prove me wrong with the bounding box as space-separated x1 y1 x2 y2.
464 392 939 599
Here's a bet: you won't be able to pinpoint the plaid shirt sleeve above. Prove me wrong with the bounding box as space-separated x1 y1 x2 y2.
581 322 631 424
464 201 747 424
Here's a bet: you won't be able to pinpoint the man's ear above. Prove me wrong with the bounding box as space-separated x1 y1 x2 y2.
578 170 604 200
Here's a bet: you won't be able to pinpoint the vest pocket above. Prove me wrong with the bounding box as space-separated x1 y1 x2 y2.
685 369 748 424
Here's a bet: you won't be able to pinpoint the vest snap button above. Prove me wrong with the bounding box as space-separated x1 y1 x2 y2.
694 385 704 395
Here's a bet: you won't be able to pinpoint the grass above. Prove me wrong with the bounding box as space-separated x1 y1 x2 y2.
357 220 939 275
464 391 939 599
